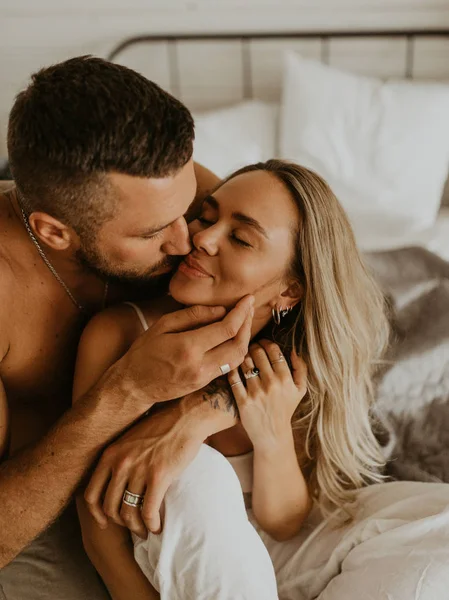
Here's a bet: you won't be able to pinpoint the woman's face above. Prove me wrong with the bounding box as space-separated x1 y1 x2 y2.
169 170 301 317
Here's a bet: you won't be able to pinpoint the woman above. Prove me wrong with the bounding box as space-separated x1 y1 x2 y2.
73 160 449 599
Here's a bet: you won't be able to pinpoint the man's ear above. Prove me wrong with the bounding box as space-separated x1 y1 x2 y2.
28 212 78 251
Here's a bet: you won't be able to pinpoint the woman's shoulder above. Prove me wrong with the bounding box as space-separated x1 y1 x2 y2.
82 295 182 347
124 295 183 331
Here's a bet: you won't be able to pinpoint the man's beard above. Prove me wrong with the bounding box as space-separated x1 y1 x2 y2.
75 242 181 287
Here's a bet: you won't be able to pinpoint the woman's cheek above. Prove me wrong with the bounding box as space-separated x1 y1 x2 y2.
229 263 259 293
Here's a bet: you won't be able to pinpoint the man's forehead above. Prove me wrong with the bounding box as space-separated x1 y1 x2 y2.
108 171 179 201
106 167 195 231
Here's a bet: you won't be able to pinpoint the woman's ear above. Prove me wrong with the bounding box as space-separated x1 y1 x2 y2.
279 280 303 309
28 211 79 251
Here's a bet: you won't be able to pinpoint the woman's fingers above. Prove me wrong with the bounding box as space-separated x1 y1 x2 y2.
258 339 290 376
228 368 246 405
290 350 308 397
240 353 262 391
248 342 273 379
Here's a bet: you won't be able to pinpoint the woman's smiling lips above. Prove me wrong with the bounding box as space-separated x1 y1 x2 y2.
177 255 213 279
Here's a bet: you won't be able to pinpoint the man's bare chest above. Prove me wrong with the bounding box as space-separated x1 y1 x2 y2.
2 308 83 408
0 289 87 451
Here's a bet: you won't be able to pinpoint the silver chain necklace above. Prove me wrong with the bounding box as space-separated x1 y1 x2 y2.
19 203 108 313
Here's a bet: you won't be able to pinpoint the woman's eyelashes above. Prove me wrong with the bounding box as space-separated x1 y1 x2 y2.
197 216 214 225
197 216 252 248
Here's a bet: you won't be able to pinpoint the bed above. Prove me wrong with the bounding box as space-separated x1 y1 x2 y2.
2 27 449 600
106 27 449 499
106 29 449 263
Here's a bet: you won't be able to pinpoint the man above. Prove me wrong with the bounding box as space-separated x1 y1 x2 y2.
0 56 249 598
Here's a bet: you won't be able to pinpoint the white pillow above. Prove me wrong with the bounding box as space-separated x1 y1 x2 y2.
280 52 449 251
193 100 278 178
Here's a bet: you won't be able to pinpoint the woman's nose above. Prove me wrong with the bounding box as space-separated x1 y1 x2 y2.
162 217 191 256
192 227 219 256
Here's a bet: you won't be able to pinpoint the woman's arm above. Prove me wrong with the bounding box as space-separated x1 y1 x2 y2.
228 340 311 541
73 305 160 600
251 431 311 542
77 497 159 600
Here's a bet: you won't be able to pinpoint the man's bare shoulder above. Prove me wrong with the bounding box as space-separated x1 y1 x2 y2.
0 247 15 363
0 186 27 361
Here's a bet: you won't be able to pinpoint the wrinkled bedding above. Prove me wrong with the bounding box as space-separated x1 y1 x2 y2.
1 159 448 597
254 480 449 600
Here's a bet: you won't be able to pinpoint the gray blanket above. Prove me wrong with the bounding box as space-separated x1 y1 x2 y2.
365 247 449 482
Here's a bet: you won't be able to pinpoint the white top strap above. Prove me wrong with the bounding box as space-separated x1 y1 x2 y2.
124 302 149 332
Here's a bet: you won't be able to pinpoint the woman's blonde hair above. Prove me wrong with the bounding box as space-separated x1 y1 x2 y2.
224 160 390 513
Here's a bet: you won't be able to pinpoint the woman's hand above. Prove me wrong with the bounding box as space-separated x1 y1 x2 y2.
228 340 307 450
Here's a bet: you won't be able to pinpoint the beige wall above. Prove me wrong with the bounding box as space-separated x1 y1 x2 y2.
1 0 449 155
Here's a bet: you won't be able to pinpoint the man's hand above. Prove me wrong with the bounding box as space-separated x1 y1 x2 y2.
115 295 254 415
84 387 238 538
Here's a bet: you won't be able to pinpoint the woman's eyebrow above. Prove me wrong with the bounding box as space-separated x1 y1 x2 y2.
203 195 269 239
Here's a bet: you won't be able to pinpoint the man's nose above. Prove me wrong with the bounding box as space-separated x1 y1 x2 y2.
163 217 192 256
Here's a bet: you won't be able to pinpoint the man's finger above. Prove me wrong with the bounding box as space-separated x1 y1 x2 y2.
102 471 128 527
84 464 111 528
204 305 253 378
120 481 147 538
141 479 169 534
159 304 226 334
187 295 254 353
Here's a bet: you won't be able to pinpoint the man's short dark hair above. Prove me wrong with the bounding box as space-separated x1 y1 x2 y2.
7 55 195 236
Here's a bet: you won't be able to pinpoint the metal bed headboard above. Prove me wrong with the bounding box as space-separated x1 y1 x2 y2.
106 30 449 102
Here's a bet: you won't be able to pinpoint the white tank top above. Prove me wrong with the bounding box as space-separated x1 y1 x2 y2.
124 302 254 493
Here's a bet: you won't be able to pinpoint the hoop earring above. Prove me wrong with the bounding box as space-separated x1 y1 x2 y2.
272 305 291 325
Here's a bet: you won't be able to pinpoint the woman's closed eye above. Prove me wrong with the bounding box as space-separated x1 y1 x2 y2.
197 216 214 226
197 216 252 248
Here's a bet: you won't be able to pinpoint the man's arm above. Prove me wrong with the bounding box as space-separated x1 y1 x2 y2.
0 368 136 567
72 306 236 596
84 381 239 537
0 297 252 567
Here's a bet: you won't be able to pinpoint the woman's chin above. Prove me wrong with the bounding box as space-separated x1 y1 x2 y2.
169 273 207 305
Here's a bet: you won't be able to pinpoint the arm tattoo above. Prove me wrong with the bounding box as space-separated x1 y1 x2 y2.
202 377 238 418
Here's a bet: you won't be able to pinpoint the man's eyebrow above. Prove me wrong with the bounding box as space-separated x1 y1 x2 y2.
203 195 269 239
137 217 177 237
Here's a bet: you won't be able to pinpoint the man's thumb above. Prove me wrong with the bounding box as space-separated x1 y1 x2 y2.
161 304 226 333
